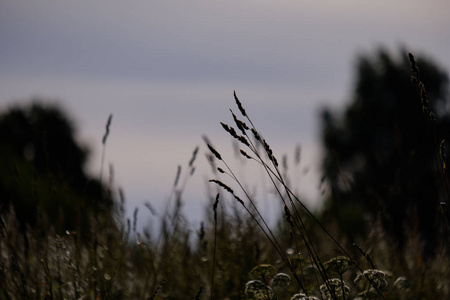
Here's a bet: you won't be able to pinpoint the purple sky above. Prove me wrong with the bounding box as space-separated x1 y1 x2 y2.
1 0 450 230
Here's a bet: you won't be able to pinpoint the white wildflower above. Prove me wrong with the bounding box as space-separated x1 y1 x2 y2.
320 278 350 300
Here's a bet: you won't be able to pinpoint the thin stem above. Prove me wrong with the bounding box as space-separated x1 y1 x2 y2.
210 213 217 300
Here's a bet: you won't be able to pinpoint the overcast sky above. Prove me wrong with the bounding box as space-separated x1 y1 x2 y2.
1 0 449 230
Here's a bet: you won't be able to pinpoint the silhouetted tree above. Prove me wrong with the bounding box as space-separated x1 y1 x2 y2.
0 101 114 236
320 48 450 257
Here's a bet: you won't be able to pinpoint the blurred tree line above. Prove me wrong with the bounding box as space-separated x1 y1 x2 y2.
0 102 114 236
2 48 449 263
320 48 450 258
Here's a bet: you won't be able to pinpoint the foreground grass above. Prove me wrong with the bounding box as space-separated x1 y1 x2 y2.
1 101 449 300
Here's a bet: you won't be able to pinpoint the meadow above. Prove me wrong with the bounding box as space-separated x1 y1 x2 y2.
1 53 449 299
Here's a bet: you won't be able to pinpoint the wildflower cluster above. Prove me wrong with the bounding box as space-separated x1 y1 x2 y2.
245 265 292 299
320 278 350 300
354 269 389 290
245 280 274 300
290 294 320 300
323 256 355 275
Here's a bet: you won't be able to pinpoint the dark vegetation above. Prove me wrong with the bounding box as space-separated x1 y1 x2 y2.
0 103 114 236
320 48 450 258
0 49 449 299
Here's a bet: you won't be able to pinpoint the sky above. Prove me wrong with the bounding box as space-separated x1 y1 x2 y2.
1 0 450 231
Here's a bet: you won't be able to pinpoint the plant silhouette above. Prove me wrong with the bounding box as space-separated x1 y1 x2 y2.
0 101 113 236
320 48 450 258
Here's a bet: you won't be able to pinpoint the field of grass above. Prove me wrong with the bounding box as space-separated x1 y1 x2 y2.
1 54 449 299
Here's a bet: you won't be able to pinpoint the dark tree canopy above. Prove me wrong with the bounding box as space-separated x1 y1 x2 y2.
0 101 114 234
320 48 450 257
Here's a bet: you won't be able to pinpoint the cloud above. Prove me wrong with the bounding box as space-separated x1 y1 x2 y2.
3 0 448 85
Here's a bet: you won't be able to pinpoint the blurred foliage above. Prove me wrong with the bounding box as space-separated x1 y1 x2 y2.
320 48 450 257
0 101 114 235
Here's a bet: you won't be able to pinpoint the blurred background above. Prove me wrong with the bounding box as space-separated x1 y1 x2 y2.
1 0 449 231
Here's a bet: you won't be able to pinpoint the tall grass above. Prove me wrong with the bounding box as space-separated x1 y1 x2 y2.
0 54 449 299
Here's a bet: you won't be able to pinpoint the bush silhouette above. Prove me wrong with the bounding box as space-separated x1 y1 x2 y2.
320 48 450 257
0 101 114 235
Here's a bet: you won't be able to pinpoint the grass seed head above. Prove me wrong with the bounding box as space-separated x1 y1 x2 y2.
222 122 239 139
207 144 222 161
234 90 247 117
174 165 181 187
189 146 199 167
102 114 113 145
230 109 249 135
133 207 138 233
240 149 253 160
234 194 245 206
238 135 250 147
213 193 220 221
251 128 261 142
209 179 233 194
